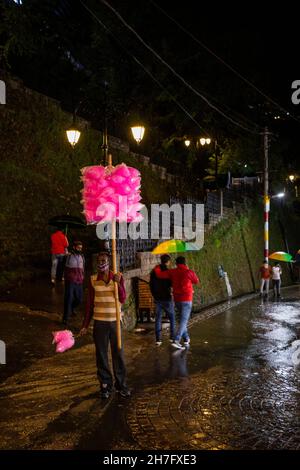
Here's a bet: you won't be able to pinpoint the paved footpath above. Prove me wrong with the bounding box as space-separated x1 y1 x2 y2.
0 282 300 450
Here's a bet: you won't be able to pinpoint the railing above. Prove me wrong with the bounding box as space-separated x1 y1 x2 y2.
117 238 157 271
115 187 258 270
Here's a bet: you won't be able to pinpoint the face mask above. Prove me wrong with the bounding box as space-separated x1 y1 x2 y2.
97 261 109 272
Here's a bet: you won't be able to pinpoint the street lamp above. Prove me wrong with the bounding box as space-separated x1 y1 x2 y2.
289 175 295 182
66 129 81 147
131 125 145 145
66 108 81 148
199 137 211 146
184 139 191 147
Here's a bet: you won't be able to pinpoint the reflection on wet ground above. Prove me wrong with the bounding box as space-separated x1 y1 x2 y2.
3 278 70 314
78 288 300 450
1 283 300 449
0 279 86 383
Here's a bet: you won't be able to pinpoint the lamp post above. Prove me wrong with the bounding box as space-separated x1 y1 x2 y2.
101 81 109 165
199 137 219 185
288 174 298 198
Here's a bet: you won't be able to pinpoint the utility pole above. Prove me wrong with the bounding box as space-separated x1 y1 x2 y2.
263 127 270 263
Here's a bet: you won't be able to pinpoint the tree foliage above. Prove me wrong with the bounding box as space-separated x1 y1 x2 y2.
1 0 299 185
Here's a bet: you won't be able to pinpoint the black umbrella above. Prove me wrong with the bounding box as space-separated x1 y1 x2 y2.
48 215 86 234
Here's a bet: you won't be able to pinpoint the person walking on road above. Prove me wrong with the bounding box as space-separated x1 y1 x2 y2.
79 251 131 399
62 240 85 326
155 256 199 350
272 262 282 298
258 261 272 297
50 228 69 284
150 254 176 346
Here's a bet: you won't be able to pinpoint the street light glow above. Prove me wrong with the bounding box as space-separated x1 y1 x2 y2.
289 175 295 182
199 137 211 146
66 129 81 147
276 192 285 198
131 126 145 144
184 139 191 147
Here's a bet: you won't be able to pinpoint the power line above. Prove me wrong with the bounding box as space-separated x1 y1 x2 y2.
99 0 261 135
150 0 300 126
80 1 210 135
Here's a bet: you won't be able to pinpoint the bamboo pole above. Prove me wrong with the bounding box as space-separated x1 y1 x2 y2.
108 154 122 350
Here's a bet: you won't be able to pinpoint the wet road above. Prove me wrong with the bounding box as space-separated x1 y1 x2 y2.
2 278 71 314
1 284 300 450
0 280 86 383
77 287 300 450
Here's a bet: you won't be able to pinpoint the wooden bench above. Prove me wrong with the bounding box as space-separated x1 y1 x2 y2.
137 278 155 323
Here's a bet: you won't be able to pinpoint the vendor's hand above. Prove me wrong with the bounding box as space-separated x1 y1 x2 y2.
113 273 122 283
79 327 88 336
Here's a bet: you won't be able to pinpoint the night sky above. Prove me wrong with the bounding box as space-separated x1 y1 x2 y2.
2 0 300 168
152 1 300 109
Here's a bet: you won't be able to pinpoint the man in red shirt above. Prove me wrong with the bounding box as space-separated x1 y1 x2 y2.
258 261 272 296
50 228 69 284
155 256 199 349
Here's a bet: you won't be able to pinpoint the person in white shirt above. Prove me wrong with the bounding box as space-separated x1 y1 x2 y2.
272 262 282 297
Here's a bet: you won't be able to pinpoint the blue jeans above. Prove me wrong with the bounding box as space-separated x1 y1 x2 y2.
155 300 175 342
51 254 66 280
175 301 192 342
63 281 83 322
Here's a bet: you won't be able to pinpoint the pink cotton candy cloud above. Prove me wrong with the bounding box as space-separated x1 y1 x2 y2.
81 163 143 224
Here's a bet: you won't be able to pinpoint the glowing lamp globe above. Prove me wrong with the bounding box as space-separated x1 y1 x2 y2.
66 129 81 147
131 126 145 144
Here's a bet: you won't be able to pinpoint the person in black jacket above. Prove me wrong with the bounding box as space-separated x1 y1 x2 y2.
150 254 175 346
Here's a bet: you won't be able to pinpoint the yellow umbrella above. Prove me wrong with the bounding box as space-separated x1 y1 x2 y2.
152 239 200 254
269 251 293 262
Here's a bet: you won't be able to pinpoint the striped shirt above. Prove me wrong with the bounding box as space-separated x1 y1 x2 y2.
82 271 126 327
92 275 121 321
